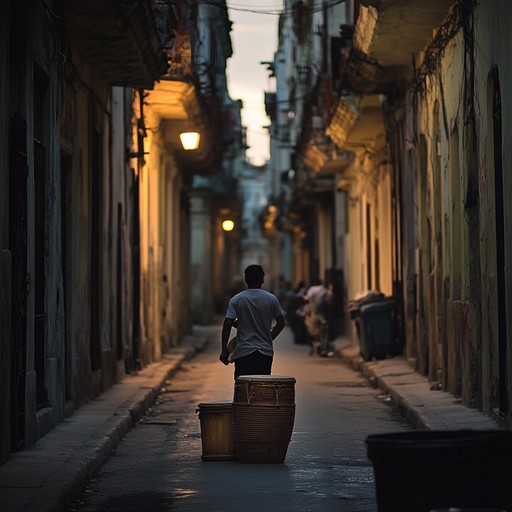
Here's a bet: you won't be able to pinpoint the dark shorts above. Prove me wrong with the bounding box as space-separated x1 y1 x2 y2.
234 350 273 379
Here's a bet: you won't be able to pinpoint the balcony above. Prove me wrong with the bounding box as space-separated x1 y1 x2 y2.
355 0 455 68
62 0 168 88
326 95 384 155
338 0 455 94
147 79 224 175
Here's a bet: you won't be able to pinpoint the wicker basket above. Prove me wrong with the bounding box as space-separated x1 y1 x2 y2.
232 375 296 463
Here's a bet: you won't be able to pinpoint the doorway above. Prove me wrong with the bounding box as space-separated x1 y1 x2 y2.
9 115 28 451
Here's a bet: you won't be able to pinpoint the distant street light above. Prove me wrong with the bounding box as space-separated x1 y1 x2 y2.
179 131 200 150
222 219 235 232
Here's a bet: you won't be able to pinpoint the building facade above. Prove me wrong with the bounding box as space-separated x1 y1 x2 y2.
268 0 512 426
0 0 236 464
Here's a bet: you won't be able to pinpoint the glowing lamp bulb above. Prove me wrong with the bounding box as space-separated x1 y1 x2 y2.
222 220 235 232
179 131 200 150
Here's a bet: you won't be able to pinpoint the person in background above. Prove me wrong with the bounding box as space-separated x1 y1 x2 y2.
288 280 308 344
303 278 329 355
304 278 327 316
219 264 286 379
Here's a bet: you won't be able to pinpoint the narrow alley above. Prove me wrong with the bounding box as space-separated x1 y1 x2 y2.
3 1 512 510
70 326 410 512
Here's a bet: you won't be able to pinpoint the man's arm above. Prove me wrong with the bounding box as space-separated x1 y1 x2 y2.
220 317 235 366
271 315 286 340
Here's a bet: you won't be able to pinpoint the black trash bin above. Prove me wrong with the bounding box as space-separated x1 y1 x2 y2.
358 297 395 360
347 291 384 341
366 430 512 512
348 291 395 361
348 291 384 316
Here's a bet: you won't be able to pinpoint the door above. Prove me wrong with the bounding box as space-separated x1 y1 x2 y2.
9 115 28 451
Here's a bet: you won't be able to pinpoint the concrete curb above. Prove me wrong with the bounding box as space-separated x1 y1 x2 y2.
61 351 196 512
64 339 211 511
333 338 501 431
0 336 209 512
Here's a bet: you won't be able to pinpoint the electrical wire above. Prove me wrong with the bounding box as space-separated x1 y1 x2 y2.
227 2 285 7
201 0 346 16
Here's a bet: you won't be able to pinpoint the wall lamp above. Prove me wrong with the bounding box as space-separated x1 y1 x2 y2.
179 131 201 150
222 219 235 232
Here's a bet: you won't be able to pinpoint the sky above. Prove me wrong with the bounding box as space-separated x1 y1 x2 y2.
226 1 280 166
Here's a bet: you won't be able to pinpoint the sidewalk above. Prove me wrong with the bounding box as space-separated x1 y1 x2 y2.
0 327 213 512
333 336 501 430
0 328 501 512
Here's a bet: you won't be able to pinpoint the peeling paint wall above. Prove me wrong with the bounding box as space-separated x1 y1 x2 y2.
388 0 512 423
0 0 167 462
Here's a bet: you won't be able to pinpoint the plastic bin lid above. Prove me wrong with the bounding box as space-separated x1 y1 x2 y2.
352 290 384 304
365 429 512 453
360 297 395 313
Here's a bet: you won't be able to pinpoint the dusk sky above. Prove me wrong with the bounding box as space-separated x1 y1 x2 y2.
226 2 280 166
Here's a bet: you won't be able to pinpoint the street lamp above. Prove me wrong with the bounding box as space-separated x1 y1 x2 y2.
179 131 200 150
222 219 235 232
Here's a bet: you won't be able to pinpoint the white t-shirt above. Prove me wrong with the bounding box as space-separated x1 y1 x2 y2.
226 288 285 359
305 284 326 314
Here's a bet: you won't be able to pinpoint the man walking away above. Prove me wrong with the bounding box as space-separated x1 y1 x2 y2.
219 264 286 379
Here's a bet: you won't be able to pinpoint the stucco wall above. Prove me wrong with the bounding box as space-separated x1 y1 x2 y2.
395 0 512 420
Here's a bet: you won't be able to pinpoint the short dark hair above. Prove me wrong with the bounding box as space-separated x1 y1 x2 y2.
244 264 264 285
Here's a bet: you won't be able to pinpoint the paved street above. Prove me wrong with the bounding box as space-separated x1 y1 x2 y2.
70 326 412 512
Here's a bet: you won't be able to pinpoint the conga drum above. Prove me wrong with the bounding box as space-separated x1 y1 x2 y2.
196 401 237 461
232 375 296 463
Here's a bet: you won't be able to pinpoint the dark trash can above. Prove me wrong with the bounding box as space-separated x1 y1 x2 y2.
348 291 396 360
358 297 395 360
430 509 506 511
366 430 512 512
348 290 385 319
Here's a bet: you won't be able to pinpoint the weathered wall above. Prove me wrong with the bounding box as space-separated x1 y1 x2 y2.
190 193 215 324
0 4 11 465
389 0 512 422
337 128 394 346
473 1 512 420
1 1 146 457
137 103 192 359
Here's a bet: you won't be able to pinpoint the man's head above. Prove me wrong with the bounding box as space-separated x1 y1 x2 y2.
244 264 265 287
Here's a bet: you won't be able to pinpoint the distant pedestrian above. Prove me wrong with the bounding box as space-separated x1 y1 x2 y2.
303 278 332 356
288 280 308 344
304 278 327 316
219 264 286 379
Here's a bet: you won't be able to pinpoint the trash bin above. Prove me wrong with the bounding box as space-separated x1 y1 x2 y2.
196 401 237 461
348 290 385 319
366 430 512 512
358 297 395 360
